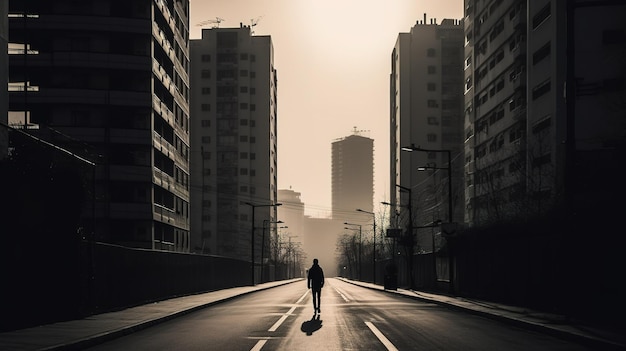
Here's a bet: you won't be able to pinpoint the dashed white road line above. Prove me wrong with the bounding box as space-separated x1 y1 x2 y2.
268 290 309 332
365 321 399 351
334 287 350 302
250 339 267 351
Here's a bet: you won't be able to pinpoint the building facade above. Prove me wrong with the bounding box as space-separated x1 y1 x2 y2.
190 25 279 261
463 0 626 225
8 0 191 251
331 129 374 220
390 16 465 253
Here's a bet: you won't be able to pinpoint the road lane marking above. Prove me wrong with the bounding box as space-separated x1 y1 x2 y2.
268 305 296 332
365 321 399 351
296 290 309 304
250 339 267 351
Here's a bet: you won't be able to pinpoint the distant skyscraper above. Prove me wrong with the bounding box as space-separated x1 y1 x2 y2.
390 17 465 240
190 25 279 260
331 128 374 220
7 0 191 251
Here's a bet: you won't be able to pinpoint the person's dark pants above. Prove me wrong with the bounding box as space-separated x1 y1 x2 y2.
312 288 321 311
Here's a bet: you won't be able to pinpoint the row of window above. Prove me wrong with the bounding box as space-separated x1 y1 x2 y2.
200 135 258 144
200 53 257 62
202 86 257 95
200 69 258 79
201 103 257 111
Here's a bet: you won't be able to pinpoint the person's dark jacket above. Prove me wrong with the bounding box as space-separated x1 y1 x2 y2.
307 264 324 290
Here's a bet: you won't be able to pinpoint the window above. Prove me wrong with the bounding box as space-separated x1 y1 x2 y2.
201 54 211 62
250 87 256 95
428 65 437 74
532 79 551 100
532 115 551 134
240 69 248 77
240 119 248 126
250 72 256 78
427 83 436 91
201 136 210 143
240 152 248 159
240 86 248 93
427 133 437 142
240 168 248 175
532 3 551 30
201 119 210 127
201 87 211 94
240 103 248 110
201 104 210 111
427 99 438 108
532 42 550 65
427 117 439 125
464 56 472 69
427 48 436 57
201 69 211 78
240 135 248 142
240 53 248 60
250 104 256 111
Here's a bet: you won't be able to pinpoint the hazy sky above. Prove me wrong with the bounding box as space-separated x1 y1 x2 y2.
189 0 463 217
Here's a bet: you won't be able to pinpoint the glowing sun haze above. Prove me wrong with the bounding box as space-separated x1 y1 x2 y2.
189 0 463 217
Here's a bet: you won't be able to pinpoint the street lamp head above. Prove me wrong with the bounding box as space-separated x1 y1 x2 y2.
401 144 420 152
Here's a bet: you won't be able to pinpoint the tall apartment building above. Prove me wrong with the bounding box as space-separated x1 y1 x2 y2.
331 129 374 220
190 25 279 260
8 0 191 251
464 0 626 225
463 0 528 225
390 17 465 251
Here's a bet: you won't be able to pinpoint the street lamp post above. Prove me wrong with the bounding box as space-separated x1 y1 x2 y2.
402 144 454 293
275 226 287 280
344 222 362 281
244 202 282 286
262 220 283 283
402 144 452 223
356 208 376 284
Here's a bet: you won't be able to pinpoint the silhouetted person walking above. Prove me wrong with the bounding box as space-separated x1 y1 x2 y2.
307 258 324 314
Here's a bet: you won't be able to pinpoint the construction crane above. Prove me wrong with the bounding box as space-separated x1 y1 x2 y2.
196 17 224 28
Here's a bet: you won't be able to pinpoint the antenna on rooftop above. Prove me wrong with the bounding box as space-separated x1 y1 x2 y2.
250 16 263 35
351 126 370 136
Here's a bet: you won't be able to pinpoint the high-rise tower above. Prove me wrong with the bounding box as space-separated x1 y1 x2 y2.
331 128 374 220
190 25 279 260
8 0 191 251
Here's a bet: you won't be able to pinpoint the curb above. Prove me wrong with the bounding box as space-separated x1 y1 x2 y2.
43 279 303 351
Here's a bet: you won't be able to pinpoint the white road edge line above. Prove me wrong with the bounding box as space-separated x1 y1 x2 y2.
250 339 267 351
365 321 399 351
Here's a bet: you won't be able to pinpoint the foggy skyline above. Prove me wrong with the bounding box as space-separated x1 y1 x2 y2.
189 0 464 217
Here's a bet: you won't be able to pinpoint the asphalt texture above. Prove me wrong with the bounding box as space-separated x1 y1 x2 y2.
0 278 624 351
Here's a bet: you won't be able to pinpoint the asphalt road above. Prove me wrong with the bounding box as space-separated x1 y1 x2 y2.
85 278 591 350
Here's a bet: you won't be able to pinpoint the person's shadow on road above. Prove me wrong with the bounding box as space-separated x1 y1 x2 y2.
300 315 322 335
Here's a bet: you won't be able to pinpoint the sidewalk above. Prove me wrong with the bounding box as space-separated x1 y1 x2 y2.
1 278 624 350
0 279 302 351
339 278 626 351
